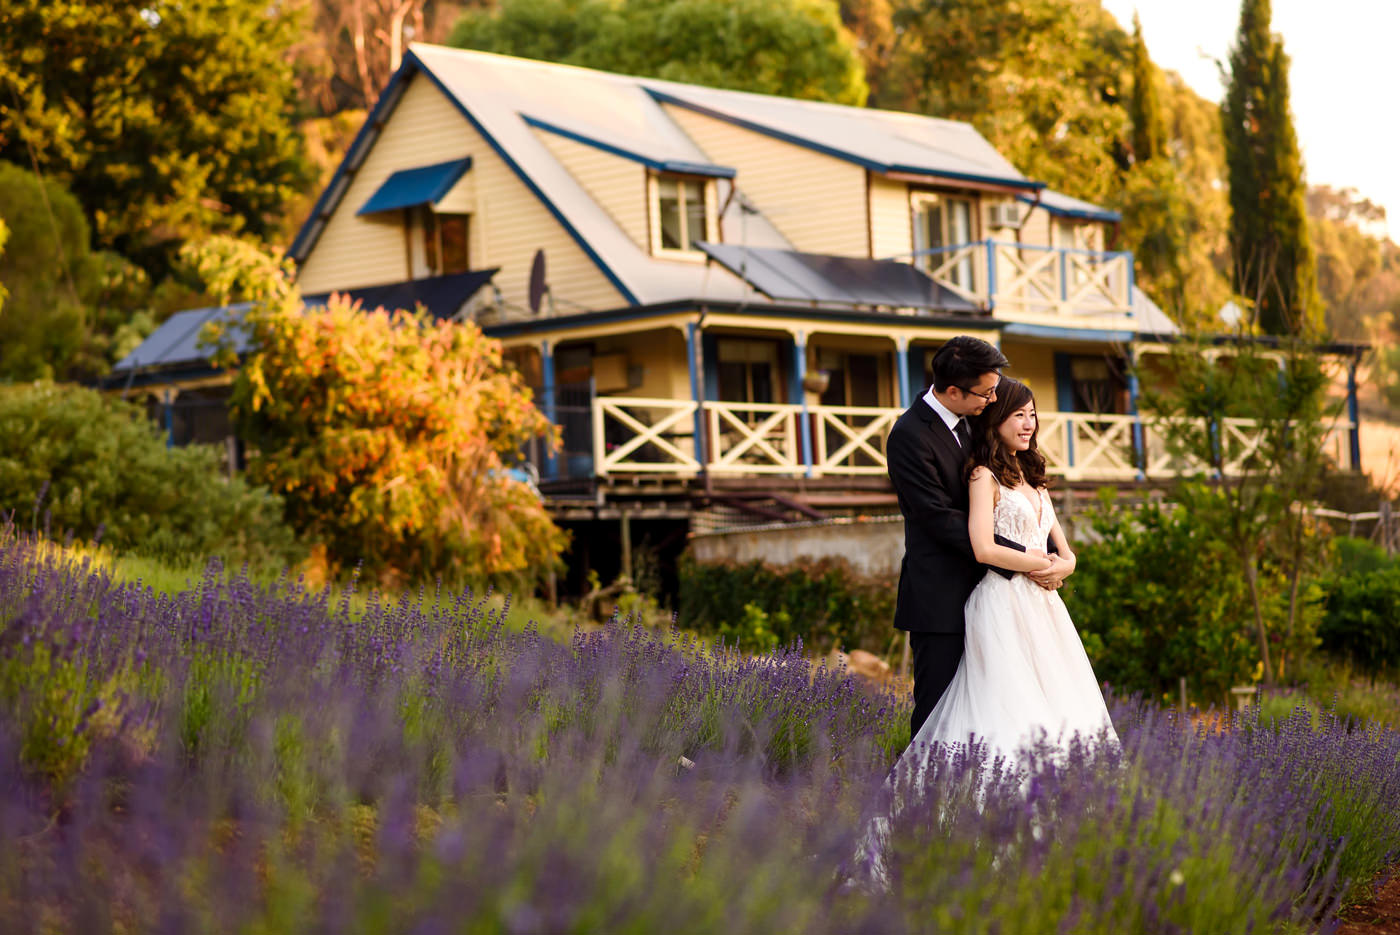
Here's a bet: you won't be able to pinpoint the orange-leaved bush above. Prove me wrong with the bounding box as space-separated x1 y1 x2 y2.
189 237 566 583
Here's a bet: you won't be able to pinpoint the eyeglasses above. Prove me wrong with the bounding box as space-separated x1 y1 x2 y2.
957 380 998 402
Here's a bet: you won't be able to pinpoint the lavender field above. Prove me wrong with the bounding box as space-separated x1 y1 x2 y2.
2 529 1399 934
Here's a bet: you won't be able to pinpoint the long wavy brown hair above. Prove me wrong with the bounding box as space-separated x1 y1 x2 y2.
962 376 1048 489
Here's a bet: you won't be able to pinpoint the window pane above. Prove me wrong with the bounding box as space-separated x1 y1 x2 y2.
915 201 943 272
438 214 469 275
684 181 706 247
948 200 973 288
658 178 682 249
750 362 773 404
947 199 972 243
717 360 747 401
422 208 439 273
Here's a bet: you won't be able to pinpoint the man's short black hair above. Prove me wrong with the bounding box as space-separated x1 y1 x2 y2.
930 336 1009 392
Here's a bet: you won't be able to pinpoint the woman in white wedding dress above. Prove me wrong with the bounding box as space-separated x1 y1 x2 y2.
911 375 1117 763
855 380 1115 884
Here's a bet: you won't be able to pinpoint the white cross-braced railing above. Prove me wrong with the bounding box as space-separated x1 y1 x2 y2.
588 397 1356 481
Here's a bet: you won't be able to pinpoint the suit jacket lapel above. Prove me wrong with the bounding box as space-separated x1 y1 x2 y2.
913 397 965 465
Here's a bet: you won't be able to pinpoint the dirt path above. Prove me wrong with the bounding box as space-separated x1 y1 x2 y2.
1337 870 1400 934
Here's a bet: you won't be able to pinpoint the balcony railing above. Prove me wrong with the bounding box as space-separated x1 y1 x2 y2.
576 397 1356 482
919 240 1134 317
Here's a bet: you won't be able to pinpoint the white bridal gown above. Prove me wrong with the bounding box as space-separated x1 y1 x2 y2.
853 486 1117 886
912 481 1118 763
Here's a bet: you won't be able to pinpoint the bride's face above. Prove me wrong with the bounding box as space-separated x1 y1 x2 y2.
996 402 1037 452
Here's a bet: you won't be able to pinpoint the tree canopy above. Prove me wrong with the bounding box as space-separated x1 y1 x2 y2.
0 162 154 381
190 238 567 585
449 0 869 106
0 0 311 279
1221 0 1322 334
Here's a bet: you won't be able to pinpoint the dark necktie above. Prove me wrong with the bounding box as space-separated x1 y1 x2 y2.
954 418 971 449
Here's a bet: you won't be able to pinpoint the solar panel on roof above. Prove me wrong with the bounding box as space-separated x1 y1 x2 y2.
357 158 473 216
697 243 980 312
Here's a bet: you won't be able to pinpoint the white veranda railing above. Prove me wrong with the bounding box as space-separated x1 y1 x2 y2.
591 397 1355 480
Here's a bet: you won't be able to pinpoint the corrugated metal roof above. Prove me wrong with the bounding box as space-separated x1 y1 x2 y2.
357 158 473 215
109 270 501 378
643 83 1037 189
289 46 1124 315
1020 189 1122 223
112 303 254 373
523 114 736 178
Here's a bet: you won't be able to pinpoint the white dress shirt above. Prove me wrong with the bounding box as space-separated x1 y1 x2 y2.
922 386 965 445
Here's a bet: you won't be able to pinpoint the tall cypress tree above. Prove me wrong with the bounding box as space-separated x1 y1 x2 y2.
1221 0 1321 334
1129 13 1167 164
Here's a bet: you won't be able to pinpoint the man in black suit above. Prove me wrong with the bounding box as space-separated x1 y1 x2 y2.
887 336 1049 738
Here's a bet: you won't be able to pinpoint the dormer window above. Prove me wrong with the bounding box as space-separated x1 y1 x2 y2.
650 173 716 257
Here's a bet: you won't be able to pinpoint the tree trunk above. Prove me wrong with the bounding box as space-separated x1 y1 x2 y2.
1244 556 1274 683
353 0 375 111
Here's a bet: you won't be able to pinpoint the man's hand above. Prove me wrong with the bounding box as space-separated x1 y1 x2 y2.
1027 555 1072 591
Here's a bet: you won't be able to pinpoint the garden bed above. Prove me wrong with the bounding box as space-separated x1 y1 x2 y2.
2 530 1399 932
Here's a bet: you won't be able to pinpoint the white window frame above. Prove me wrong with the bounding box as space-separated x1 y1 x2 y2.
911 191 978 289
648 172 718 261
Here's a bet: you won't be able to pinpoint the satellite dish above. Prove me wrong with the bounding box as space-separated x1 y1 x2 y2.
528 249 548 315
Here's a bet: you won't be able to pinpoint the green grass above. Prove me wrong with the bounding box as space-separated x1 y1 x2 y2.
1253 655 1400 730
71 543 578 642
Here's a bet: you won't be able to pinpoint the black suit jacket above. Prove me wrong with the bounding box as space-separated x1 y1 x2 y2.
888 397 1046 634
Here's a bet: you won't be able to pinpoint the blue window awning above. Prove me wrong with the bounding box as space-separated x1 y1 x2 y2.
357 158 473 216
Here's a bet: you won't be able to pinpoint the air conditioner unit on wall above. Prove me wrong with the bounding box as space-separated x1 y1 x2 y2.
987 201 1025 230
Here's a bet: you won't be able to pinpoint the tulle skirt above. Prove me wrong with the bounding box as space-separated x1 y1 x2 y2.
912 570 1118 760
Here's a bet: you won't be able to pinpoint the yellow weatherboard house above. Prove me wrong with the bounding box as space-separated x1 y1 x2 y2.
109 44 1363 535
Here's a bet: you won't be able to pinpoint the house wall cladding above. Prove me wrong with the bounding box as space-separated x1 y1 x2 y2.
533 130 650 252
867 174 912 261
297 74 625 314
661 104 868 258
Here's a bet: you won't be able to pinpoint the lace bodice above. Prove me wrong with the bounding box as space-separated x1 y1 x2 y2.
993 482 1053 546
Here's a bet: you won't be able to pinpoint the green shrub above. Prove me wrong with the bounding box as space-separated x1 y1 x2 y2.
0 381 300 568
1319 554 1400 679
1330 535 1393 577
678 554 895 654
1065 490 1312 704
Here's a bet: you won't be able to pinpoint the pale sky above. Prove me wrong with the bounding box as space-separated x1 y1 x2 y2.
1100 0 1400 241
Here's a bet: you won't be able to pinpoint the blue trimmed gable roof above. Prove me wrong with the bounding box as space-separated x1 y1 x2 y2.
522 115 736 178
357 158 472 215
287 45 1116 311
643 85 1040 191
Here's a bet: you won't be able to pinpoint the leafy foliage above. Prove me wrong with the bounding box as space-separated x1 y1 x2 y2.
1308 185 1400 343
449 0 869 106
1221 0 1322 334
679 553 896 654
865 0 1131 206
1065 491 1299 704
0 0 311 278
0 381 299 568
190 237 567 585
1319 538 1400 679
848 0 1232 324
0 162 155 380
1139 338 1340 682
